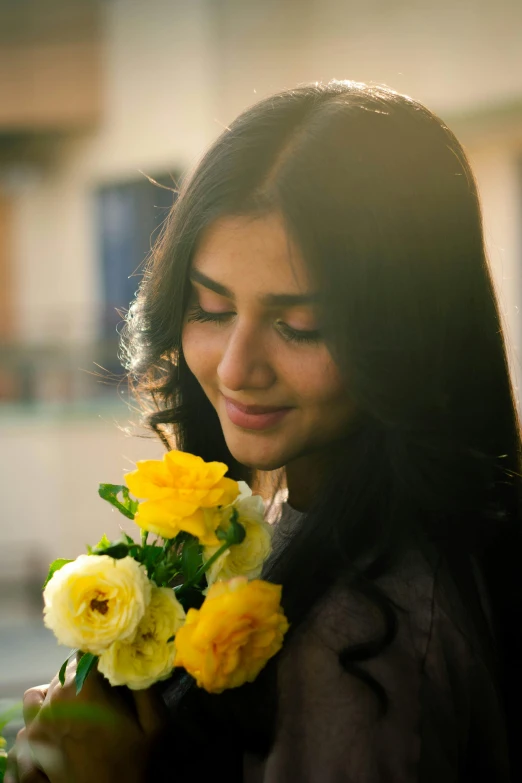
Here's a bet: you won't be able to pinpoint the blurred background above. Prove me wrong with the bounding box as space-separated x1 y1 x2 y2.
0 0 521 708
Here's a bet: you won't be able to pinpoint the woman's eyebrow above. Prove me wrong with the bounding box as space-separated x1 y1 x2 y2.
262 292 317 307
190 268 233 298
189 268 316 306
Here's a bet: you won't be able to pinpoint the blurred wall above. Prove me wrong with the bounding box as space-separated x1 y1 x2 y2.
9 0 217 346
210 0 522 119
6 0 522 348
1 415 161 561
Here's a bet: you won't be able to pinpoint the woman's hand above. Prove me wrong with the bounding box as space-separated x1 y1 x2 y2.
5 658 169 783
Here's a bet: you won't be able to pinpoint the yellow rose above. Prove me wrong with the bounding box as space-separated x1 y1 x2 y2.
125 450 239 545
98 587 186 690
0 736 6 750
203 494 272 587
174 577 289 693
43 555 151 655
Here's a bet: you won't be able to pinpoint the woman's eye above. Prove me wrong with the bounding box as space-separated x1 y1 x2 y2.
186 303 234 325
275 320 321 345
186 305 320 344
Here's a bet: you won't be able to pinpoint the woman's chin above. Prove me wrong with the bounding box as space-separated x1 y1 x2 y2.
232 451 286 472
225 435 288 472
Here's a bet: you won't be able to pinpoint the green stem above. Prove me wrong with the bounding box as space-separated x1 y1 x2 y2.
162 538 173 556
141 530 149 547
175 540 230 597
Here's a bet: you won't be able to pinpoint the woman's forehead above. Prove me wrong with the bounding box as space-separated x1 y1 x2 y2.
192 214 314 298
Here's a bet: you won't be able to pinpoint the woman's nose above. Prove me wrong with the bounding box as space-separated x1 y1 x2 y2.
217 322 276 392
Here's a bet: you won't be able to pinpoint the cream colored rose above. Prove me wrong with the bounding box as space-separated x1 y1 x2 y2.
98 587 186 690
203 493 272 587
43 554 151 655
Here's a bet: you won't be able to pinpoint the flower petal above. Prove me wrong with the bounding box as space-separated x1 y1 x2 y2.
125 460 174 498
174 578 288 693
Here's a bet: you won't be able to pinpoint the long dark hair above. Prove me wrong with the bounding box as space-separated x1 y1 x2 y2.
121 81 522 767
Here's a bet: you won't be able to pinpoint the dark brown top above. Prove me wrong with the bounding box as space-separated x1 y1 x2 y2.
160 504 511 782
243 550 509 782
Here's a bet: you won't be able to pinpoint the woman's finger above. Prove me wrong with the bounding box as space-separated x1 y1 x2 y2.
4 743 19 783
22 687 49 728
5 729 50 783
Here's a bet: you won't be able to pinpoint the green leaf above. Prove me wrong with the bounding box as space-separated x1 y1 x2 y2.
0 753 7 778
75 653 98 695
120 485 139 515
58 649 78 686
141 544 163 564
91 542 130 560
98 484 138 520
228 519 246 546
152 563 175 586
213 508 245 548
58 658 69 686
94 533 111 550
181 537 202 582
175 538 229 599
226 509 246 546
88 533 114 555
43 558 73 589
133 543 163 578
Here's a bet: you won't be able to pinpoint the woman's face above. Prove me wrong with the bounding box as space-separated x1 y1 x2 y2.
182 213 356 471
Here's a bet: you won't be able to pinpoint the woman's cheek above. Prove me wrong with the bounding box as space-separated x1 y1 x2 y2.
182 324 223 386
292 351 346 405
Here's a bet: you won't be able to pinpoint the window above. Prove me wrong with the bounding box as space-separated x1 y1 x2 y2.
96 173 177 340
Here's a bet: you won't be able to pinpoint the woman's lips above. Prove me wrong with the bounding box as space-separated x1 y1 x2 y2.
223 396 293 431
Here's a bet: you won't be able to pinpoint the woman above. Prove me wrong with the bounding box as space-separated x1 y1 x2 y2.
7 80 521 782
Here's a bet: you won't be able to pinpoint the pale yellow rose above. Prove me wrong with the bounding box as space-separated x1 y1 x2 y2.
174 577 289 693
98 587 186 690
43 554 151 655
125 450 239 545
203 494 272 587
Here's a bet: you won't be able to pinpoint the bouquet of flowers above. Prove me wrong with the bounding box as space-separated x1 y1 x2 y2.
42 450 288 695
